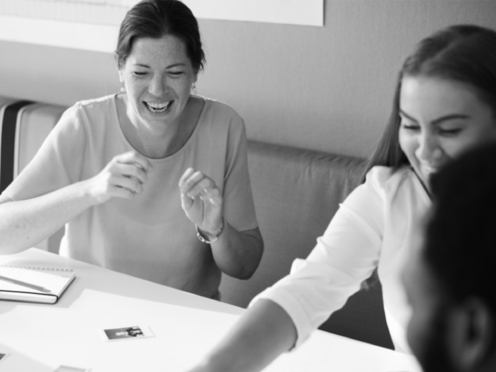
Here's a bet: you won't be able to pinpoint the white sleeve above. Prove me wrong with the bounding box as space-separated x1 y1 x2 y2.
251 167 387 348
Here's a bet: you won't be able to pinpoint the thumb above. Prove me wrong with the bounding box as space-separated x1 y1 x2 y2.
180 191 194 210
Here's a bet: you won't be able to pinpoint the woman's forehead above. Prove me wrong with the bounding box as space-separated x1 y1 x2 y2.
126 35 190 66
399 76 490 117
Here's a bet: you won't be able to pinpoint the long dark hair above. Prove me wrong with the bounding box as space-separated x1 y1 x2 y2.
361 24 496 182
115 0 206 73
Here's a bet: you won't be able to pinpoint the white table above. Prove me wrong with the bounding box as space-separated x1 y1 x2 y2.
0 249 421 372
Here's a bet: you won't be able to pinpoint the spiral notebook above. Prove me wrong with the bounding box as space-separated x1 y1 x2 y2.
0 265 76 304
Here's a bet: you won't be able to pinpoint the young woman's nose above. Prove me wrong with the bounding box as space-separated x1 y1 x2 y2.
415 132 442 162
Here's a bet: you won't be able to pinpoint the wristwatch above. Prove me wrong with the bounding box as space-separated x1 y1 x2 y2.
196 219 224 244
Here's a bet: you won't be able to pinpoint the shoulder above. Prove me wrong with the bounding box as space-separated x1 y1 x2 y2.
59 94 117 129
201 96 240 116
340 166 420 227
361 166 425 209
60 94 115 120
364 166 415 192
199 96 245 128
71 94 116 113
195 96 247 145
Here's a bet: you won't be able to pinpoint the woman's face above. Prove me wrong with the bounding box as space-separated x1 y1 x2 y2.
119 35 197 133
399 76 496 190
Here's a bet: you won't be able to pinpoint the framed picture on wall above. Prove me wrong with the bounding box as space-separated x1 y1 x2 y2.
0 0 323 52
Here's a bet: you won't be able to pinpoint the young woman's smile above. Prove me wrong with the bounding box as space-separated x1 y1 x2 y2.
399 77 496 191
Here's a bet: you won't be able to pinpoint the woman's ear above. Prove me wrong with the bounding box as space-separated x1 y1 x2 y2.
447 298 493 371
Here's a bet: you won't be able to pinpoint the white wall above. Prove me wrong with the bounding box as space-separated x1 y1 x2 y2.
0 1 495 159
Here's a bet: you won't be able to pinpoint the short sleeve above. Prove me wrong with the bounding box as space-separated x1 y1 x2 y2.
221 111 258 231
2 104 87 201
251 166 390 349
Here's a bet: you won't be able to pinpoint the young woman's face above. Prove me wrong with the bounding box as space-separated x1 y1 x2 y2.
119 35 197 133
399 76 496 190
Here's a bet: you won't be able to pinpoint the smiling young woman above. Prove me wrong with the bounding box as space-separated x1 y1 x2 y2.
186 24 496 372
398 77 496 193
0 0 264 300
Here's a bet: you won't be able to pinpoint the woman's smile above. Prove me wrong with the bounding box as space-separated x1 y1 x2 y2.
143 100 173 114
399 76 496 190
119 34 197 132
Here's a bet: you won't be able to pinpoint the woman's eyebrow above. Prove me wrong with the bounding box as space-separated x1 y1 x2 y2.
399 109 470 124
399 109 416 122
132 62 186 69
166 63 186 68
431 114 470 125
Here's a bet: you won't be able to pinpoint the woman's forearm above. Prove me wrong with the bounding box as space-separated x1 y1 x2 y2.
0 181 96 253
210 223 264 279
190 299 297 372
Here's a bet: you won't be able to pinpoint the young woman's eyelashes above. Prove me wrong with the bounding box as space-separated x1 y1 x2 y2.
436 127 462 136
400 116 463 137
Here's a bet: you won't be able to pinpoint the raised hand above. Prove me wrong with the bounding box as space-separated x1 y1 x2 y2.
85 151 151 205
179 168 223 235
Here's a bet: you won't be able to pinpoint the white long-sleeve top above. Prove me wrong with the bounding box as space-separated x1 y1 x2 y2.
252 166 431 352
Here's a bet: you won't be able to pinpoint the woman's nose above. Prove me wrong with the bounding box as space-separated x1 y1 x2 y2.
415 133 442 162
149 76 167 96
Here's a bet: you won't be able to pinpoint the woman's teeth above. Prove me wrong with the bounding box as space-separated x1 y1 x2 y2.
145 101 171 113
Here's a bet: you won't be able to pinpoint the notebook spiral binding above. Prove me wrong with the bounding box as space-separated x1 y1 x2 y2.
0 265 74 273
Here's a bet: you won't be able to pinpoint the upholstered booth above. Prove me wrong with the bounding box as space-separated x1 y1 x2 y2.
219 141 394 349
0 96 393 350
0 97 66 251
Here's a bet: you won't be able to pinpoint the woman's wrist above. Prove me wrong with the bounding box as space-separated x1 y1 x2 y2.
196 218 225 244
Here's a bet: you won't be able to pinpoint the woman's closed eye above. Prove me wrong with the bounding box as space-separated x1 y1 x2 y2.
437 127 462 136
168 71 184 77
400 122 420 131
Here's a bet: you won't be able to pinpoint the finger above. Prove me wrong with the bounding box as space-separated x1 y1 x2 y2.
117 163 149 185
116 151 152 173
204 187 222 207
179 170 204 196
112 175 144 195
194 179 217 201
179 167 196 188
180 190 194 210
111 185 138 200
183 172 213 199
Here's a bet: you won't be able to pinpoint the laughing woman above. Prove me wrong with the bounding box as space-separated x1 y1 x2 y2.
0 0 263 299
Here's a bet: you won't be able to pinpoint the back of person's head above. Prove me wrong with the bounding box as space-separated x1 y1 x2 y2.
363 24 496 180
420 142 496 372
426 140 496 321
115 0 205 72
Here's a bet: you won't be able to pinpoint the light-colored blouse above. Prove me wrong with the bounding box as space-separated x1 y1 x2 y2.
3 94 258 298
253 166 430 352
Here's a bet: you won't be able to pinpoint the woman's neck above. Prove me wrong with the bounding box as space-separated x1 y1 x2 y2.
117 95 204 159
